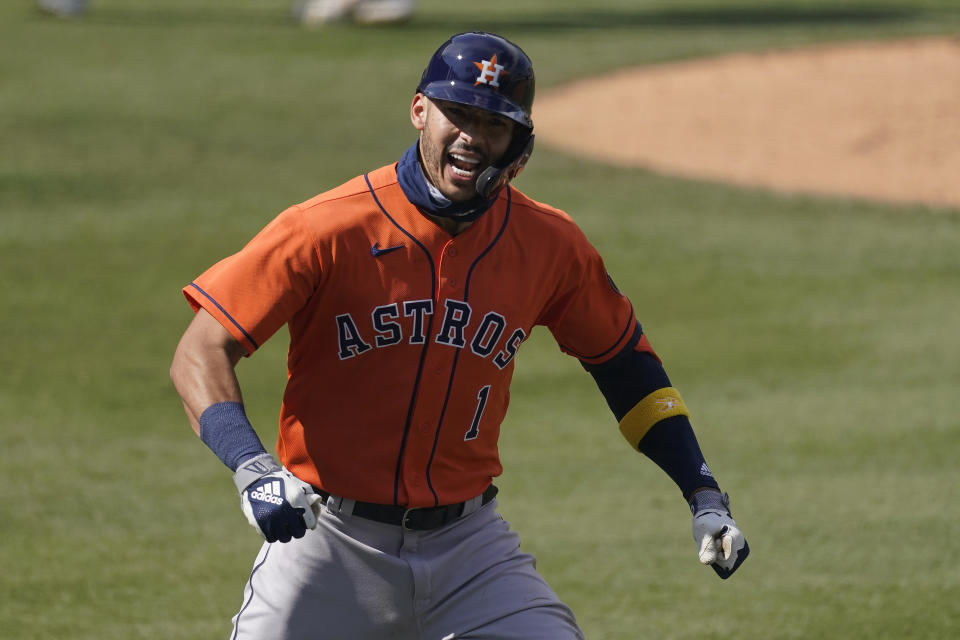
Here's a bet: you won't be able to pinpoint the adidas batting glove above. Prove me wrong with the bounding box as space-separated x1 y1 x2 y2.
689 489 750 579
233 454 323 543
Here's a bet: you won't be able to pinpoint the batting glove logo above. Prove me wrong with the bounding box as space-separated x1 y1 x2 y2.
234 456 323 543
249 479 286 506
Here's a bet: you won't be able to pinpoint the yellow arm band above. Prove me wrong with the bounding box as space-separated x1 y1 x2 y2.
618 387 690 449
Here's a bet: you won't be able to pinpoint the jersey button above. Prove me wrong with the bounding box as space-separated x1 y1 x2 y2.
447 277 458 287
446 247 458 257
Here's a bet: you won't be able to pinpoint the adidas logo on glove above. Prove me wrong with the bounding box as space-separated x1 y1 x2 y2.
249 479 285 506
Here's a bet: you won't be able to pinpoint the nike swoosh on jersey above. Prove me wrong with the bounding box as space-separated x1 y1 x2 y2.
371 242 404 257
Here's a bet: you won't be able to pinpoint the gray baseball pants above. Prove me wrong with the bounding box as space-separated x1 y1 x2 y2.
229 495 584 639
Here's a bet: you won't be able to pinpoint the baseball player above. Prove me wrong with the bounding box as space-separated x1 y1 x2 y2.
170 31 749 640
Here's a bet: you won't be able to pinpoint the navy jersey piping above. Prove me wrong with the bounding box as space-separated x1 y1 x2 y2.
423 187 512 506
364 173 438 506
559 301 637 361
579 323 645 373
187 282 260 351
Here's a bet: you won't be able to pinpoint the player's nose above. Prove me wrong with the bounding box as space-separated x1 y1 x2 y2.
454 122 492 156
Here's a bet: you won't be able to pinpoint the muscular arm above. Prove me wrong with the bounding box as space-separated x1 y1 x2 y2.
170 308 247 436
169 308 320 543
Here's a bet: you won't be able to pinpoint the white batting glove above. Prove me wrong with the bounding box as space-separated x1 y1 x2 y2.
233 454 323 543
689 490 750 579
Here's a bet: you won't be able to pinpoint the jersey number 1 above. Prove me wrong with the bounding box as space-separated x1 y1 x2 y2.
464 385 491 441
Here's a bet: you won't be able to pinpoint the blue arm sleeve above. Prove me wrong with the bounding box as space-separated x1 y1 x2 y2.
581 338 670 421
583 346 720 499
636 416 719 499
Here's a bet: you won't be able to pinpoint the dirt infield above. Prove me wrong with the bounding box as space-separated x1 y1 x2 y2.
534 37 960 209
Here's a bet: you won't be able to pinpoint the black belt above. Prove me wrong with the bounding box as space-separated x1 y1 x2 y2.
313 485 498 531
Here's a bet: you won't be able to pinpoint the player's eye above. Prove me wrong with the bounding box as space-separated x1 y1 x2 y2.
443 103 467 118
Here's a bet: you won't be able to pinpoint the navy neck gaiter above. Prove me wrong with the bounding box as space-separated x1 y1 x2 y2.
395 141 498 223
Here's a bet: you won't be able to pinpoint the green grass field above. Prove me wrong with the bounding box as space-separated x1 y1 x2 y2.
2 1 959 638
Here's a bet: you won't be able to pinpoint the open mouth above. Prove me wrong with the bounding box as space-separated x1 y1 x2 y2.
447 152 482 180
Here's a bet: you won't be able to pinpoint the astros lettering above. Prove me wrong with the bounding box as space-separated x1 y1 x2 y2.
335 299 526 369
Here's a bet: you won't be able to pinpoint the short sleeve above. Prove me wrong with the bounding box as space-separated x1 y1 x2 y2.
183 205 321 354
542 232 638 367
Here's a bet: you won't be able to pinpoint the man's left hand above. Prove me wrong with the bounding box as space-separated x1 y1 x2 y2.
689 490 749 579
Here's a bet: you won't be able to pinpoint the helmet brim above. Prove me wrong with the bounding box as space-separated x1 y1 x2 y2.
420 82 533 130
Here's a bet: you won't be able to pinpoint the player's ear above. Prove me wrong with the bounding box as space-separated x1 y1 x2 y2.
410 93 427 132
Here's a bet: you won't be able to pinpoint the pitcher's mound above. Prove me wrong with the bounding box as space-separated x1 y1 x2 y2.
534 37 960 209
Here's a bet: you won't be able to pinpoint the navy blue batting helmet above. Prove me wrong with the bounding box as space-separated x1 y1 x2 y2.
416 31 535 131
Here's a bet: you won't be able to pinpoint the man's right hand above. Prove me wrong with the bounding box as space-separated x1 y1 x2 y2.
234 454 323 543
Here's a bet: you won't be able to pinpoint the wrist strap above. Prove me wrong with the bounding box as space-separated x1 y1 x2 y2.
232 453 281 493
198 402 268 472
689 489 730 516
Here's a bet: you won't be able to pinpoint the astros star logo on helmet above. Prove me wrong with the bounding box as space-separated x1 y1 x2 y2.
474 54 508 88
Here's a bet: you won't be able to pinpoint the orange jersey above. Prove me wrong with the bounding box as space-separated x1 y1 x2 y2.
185 163 653 507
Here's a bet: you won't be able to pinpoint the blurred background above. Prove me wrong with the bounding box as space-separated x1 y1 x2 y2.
2 1 958 638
